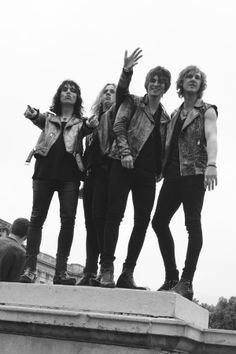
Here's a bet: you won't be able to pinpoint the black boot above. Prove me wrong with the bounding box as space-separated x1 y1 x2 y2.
170 278 194 300
89 269 102 287
19 255 37 283
53 270 76 285
116 266 146 290
77 272 96 286
53 254 76 285
19 268 37 283
157 279 179 291
100 264 115 288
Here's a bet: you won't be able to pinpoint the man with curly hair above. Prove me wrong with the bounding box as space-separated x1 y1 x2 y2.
19 80 97 285
152 66 218 300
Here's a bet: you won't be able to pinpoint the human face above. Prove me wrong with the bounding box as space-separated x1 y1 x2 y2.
182 71 201 95
147 75 165 98
60 84 78 106
102 85 116 105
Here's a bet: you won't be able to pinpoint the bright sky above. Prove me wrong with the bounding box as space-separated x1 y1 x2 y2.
0 0 235 305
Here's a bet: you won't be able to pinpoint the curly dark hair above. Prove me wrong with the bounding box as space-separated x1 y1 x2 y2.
176 65 207 98
144 66 171 93
50 80 83 118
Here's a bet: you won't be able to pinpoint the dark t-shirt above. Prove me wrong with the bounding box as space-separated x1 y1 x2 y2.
0 237 26 281
165 113 185 178
33 122 82 182
83 131 104 170
134 105 162 175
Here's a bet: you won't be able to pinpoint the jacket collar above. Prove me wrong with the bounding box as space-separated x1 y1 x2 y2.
171 99 204 129
49 114 81 126
141 94 170 124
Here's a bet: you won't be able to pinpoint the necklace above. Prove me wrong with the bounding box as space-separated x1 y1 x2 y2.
61 116 71 122
180 108 192 120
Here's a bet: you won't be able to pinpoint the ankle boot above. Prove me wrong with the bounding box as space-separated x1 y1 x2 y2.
53 270 76 285
89 270 102 287
100 264 115 288
53 254 76 285
116 267 146 290
19 268 37 283
77 272 96 286
157 279 179 291
171 278 193 300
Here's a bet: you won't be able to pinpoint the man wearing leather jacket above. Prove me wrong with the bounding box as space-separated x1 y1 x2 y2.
100 62 171 289
152 66 218 300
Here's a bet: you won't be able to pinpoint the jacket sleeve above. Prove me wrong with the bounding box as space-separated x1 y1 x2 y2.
115 69 133 113
81 118 95 137
113 97 134 157
28 111 49 130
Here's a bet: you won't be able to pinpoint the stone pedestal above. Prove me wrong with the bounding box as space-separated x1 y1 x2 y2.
0 283 235 354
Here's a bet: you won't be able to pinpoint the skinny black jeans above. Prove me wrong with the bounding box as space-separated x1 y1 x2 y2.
83 165 110 274
101 160 156 269
25 179 80 271
152 175 205 282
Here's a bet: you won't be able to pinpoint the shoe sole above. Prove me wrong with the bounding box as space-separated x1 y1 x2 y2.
53 281 76 286
89 279 101 287
116 279 146 290
100 283 115 288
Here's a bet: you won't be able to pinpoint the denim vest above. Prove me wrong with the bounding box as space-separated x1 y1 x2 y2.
163 99 218 177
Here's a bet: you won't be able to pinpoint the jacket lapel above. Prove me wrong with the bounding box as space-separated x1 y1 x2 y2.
182 99 204 130
141 95 170 124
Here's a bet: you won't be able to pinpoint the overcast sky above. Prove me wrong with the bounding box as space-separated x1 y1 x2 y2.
0 0 235 305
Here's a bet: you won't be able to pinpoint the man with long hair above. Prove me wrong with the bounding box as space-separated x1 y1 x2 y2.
78 49 142 286
19 80 97 285
152 66 218 300
100 61 171 289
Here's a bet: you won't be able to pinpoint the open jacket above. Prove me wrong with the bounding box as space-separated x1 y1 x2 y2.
109 94 170 179
163 99 218 177
83 69 133 168
25 112 93 172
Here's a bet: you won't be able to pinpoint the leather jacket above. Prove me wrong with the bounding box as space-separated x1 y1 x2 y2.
25 112 92 171
109 94 170 177
163 99 218 176
85 69 133 159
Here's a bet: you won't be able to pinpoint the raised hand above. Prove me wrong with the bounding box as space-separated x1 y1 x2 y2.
24 105 38 119
123 47 143 71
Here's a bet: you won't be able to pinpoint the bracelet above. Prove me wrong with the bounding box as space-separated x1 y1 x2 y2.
207 164 217 168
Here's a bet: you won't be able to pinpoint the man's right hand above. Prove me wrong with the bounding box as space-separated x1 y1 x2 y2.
123 48 143 72
24 105 38 119
121 154 134 169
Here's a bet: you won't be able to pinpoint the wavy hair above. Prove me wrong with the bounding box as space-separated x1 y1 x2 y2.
50 80 83 118
144 66 171 93
176 66 207 98
90 83 116 116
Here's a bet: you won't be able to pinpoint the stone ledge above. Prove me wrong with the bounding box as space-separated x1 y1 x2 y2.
0 282 208 329
0 283 236 353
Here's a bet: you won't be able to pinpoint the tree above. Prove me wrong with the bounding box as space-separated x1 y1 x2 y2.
201 297 236 330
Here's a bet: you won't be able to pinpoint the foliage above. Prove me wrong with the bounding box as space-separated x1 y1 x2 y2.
200 297 236 330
